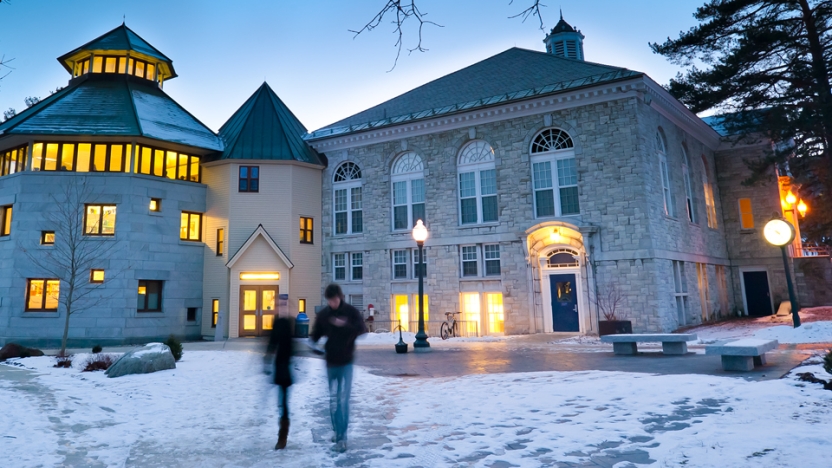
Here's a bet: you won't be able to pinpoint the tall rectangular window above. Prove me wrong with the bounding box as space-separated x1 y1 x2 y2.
300 217 313 244
715 265 730 317
413 249 426 278
1 205 11 236
351 187 363 233
84 205 117 236
239 166 259 192
25 279 60 312
212 299 219 328
557 158 579 215
532 157 580 217
216 228 224 256
299 299 306 314
459 172 478 224
673 261 689 326
480 169 498 222
696 263 710 322
660 156 675 217
351 253 363 281
334 189 348 235
392 177 426 230
485 293 505 334
393 250 408 279
180 212 202 241
461 245 479 277
461 292 481 336
137 280 163 312
333 253 346 281
484 244 501 276
532 161 555 217
738 198 754 229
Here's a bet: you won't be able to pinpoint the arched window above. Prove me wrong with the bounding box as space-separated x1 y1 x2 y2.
546 248 580 268
458 141 498 225
657 129 675 217
530 128 579 217
333 162 362 235
391 152 425 230
701 154 718 228
681 145 696 223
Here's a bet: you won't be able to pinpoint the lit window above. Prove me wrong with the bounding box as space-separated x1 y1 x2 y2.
90 269 105 283
239 166 259 192
393 294 409 330
458 140 498 225
1 205 11 236
702 155 718 229
216 228 224 256
211 299 219 328
300 217 313 244
84 205 117 236
92 56 103 73
391 152 426 230
150 198 161 212
333 162 363 235
26 279 60 312
299 299 306 313
137 280 163 312
180 212 202 241
134 145 198 181
461 245 478 277
0 145 28 177
104 57 117 73
485 293 505 334
41 231 55 245
461 292 481 336
738 198 754 229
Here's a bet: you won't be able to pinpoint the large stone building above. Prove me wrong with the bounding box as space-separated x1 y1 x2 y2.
0 19 825 346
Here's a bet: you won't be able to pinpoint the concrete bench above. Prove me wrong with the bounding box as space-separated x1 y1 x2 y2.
600 333 697 355
705 339 779 371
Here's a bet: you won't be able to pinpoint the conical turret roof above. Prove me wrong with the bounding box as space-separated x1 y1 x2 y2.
217 83 322 165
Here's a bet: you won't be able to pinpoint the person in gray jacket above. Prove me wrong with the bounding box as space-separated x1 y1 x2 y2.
310 283 367 452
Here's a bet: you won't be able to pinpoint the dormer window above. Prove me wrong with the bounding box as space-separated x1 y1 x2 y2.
72 55 161 83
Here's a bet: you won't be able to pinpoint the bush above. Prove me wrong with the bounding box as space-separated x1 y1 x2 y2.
54 354 72 368
82 353 116 372
165 335 183 362
92 345 102 354
824 349 832 375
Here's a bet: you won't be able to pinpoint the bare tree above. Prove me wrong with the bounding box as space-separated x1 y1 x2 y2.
21 177 128 355
591 283 624 321
352 1 547 70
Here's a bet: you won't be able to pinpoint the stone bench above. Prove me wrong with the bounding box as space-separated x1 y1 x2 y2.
600 333 697 355
705 339 779 371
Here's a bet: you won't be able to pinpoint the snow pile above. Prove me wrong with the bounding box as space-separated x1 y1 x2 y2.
753 321 832 343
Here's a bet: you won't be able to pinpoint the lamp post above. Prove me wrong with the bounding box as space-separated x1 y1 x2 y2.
412 219 430 352
763 218 801 328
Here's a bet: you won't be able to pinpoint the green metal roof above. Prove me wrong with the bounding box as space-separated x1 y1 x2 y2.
215 82 322 165
308 47 641 139
0 76 222 151
57 24 176 78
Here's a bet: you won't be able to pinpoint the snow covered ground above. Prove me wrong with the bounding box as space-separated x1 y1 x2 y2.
2 344 831 467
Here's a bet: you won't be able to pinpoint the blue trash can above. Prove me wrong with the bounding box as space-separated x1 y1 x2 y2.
295 312 309 338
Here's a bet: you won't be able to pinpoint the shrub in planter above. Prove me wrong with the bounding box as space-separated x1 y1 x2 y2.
83 353 116 372
165 335 183 362
92 345 103 354
593 284 632 336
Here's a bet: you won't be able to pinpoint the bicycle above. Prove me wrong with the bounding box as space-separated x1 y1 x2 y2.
440 312 462 340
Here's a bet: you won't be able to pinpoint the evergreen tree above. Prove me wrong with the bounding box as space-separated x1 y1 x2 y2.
651 0 832 242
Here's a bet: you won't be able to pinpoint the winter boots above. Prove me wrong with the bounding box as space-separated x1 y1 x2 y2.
275 417 290 450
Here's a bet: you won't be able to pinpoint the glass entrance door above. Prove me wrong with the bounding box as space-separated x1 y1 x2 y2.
239 285 278 337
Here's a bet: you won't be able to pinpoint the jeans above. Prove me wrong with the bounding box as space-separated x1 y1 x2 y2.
277 385 289 420
326 364 353 442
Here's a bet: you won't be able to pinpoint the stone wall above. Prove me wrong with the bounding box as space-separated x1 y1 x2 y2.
794 257 832 307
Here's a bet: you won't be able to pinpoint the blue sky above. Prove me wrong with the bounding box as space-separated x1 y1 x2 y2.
0 1 706 132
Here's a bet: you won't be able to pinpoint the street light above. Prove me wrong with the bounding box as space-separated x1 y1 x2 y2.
763 218 801 328
412 219 430 352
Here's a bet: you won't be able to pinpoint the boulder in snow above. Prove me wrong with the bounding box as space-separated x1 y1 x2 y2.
0 343 44 362
105 343 176 378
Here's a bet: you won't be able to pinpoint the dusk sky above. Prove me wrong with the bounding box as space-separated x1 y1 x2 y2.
0 1 706 132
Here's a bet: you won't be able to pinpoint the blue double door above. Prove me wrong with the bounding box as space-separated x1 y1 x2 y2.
549 274 579 332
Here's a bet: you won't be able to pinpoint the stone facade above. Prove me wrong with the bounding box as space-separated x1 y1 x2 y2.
0 172 206 347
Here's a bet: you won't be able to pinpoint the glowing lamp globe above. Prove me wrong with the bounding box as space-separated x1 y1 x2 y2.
797 200 808 217
785 191 797 205
763 219 796 247
412 219 428 243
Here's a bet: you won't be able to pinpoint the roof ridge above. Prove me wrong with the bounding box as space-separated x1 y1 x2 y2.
221 85 265 160
124 80 144 137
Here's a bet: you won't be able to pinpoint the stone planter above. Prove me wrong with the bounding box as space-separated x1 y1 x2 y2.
599 320 632 336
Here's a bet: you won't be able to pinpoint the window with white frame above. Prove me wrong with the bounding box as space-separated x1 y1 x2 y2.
333 162 363 235
681 145 696 223
333 253 346 281
393 249 408 279
702 154 718 229
484 244 501 276
530 128 579 217
657 130 675 217
351 252 363 281
672 260 689 325
458 141 498 225
391 152 426 230
461 245 479 277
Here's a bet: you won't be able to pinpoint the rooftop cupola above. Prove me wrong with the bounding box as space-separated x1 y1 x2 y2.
543 11 585 61
57 24 176 87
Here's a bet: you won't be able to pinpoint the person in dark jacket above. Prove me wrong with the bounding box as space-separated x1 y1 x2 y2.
265 316 294 450
310 283 367 452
